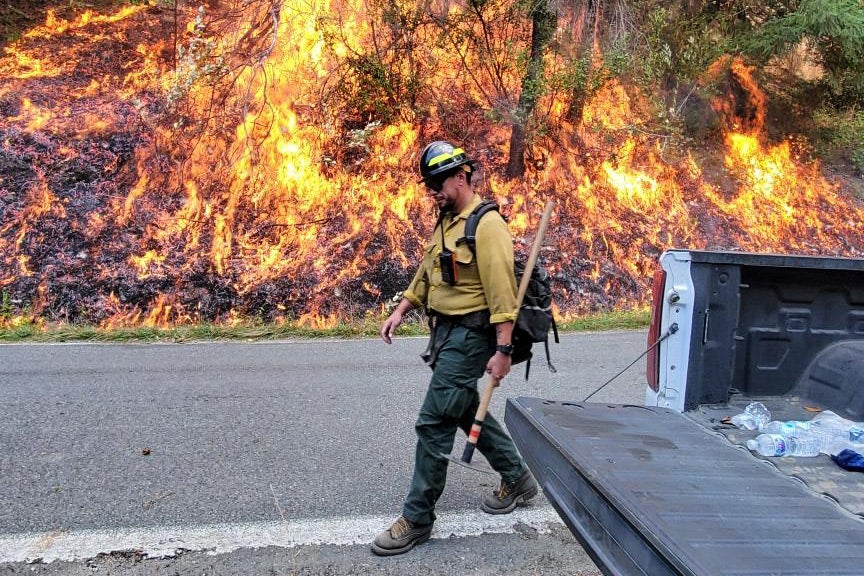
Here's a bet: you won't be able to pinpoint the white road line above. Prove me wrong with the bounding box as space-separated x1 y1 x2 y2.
0 506 564 564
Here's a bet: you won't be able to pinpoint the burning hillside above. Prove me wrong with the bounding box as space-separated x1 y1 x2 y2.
1 2 862 328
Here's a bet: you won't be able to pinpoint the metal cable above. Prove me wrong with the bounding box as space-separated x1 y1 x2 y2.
582 323 678 402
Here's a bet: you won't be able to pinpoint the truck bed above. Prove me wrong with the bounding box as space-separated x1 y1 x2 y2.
506 397 864 576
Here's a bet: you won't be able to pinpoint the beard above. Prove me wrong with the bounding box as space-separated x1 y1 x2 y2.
433 194 455 213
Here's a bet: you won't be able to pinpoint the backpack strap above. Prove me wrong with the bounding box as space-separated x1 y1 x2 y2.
457 200 500 257
544 340 557 373
458 199 547 378
548 309 559 373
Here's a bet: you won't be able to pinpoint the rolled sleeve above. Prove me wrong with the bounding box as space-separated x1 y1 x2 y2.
475 214 518 324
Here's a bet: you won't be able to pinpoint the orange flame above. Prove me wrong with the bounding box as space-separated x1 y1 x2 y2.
0 5 862 327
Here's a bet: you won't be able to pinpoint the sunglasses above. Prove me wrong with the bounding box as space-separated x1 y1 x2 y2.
424 177 446 192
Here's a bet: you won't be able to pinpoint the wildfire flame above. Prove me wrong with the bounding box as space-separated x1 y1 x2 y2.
0 4 862 328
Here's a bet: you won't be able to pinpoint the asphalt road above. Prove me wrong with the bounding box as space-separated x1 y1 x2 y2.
0 330 647 575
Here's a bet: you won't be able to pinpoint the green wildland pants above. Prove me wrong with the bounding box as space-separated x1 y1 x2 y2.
402 323 527 526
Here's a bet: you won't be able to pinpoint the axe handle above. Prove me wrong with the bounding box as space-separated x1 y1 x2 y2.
461 199 555 460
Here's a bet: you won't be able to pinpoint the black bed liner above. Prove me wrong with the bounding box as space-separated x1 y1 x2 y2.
688 394 864 518
506 398 864 576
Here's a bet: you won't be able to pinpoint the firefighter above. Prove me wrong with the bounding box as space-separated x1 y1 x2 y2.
372 141 537 556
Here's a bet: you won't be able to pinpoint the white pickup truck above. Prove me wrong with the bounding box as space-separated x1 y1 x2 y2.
507 249 864 576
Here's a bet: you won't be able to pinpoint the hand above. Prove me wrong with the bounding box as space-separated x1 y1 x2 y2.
380 310 404 344
485 352 512 386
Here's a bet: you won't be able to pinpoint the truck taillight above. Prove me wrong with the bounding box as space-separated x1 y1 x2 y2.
646 268 666 392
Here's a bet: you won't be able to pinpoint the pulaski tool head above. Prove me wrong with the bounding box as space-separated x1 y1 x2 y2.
438 452 496 475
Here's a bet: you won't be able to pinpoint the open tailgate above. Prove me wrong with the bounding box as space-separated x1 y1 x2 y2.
505 398 864 576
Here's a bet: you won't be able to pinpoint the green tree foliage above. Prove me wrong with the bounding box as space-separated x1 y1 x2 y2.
323 0 425 127
635 4 729 84
745 0 864 101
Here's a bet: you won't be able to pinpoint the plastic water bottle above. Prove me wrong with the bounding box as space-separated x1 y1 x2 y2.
822 425 864 456
747 434 787 456
810 411 857 454
843 426 864 455
731 402 772 430
786 433 823 456
747 402 771 429
746 433 822 457
760 420 809 436
811 411 854 433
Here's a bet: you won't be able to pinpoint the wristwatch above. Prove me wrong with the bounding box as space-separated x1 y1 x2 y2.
495 344 513 356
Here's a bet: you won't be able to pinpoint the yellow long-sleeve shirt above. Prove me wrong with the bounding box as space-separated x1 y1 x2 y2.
403 195 518 324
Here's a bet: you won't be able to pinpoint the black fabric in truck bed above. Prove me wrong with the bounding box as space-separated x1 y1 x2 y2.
506 398 864 576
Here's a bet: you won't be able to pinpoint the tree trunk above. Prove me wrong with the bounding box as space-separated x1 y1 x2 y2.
565 0 601 123
505 1 557 180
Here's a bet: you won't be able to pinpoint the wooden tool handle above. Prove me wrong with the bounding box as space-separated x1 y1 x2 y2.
467 200 555 443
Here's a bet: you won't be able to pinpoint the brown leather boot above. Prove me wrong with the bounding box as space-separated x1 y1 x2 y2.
481 469 538 514
371 516 433 556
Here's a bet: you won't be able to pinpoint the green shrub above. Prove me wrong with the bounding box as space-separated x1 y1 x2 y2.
812 106 864 174
0 291 11 319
